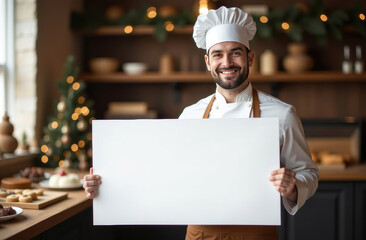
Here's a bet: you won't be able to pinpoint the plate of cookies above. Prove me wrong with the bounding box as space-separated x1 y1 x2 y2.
0 188 68 209
0 205 23 222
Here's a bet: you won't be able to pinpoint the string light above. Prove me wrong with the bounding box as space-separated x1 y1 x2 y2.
71 113 79 120
147 7 157 18
71 144 79 152
281 22 290 30
320 14 328 22
72 82 80 90
124 25 133 34
41 145 48 153
360 13 365 21
165 21 175 32
78 140 85 148
41 155 48 163
81 106 90 116
260 16 268 23
78 96 85 104
51 121 58 129
66 76 74 83
75 107 82 115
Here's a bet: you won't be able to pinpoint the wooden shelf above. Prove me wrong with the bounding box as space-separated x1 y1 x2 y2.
250 71 366 83
79 71 366 84
88 25 193 36
79 72 210 83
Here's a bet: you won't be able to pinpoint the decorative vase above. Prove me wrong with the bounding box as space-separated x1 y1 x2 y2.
0 113 18 153
283 43 314 74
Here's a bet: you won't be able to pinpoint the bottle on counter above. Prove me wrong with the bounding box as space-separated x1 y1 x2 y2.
342 45 352 74
354 45 364 74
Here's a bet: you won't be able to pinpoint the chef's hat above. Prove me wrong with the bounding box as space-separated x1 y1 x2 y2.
193 6 256 51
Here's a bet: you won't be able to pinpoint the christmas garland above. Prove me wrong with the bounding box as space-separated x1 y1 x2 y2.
70 1 366 43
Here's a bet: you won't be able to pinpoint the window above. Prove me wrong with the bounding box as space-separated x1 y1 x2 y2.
0 0 5 115
0 0 14 117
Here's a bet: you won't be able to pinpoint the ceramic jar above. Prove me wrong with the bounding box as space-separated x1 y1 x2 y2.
260 50 278 75
283 43 314 74
0 113 18 153
160 54 175 75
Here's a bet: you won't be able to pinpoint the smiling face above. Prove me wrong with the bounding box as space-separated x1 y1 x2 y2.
205 41 254 92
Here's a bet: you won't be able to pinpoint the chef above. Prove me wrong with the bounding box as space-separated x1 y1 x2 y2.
179 6 319 240
83 6 319 240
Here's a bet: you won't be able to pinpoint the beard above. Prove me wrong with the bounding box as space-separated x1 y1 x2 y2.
210 58 250 90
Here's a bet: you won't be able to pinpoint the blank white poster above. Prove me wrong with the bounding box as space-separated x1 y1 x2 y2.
92 118 280 225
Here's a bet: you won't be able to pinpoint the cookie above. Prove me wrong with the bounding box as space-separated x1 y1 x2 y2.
34 189 44 196
13 189 23 194
6 194 20 202
22 190 37 200
19 195 33 203
0 189 8 198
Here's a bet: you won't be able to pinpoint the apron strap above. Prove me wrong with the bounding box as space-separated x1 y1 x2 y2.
202 88 260 119
202 94 216 119
252 88 260 118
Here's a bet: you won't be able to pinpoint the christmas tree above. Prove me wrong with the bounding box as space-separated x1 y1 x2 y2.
41 56 94 170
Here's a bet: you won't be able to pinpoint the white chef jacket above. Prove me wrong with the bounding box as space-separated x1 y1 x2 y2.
179 82 319 215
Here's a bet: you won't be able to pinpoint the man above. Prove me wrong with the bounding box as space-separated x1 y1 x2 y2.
84 6 319 240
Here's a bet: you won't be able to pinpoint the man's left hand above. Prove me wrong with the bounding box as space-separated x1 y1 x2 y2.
269 168 298 202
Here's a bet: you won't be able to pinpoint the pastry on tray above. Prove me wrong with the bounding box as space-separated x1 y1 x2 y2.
48 171 80 188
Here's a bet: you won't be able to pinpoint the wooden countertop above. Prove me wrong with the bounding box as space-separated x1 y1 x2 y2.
1 183 92 240
1 164 366 239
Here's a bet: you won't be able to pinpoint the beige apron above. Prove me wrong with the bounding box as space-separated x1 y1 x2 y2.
185 88 278 240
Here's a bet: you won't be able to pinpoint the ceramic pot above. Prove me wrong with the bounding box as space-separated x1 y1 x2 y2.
89 58 119 74
283 43 314 74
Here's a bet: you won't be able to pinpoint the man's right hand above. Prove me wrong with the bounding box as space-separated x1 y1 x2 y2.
83 167 101 199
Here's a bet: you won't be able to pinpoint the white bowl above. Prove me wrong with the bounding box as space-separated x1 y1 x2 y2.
122 62 148 75
89 57 119 74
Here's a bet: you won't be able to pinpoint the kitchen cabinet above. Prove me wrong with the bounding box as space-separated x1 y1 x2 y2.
278 181 366 240
355 182 366 240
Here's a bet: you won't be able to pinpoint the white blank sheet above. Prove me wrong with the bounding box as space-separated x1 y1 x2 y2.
92 118 280 225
